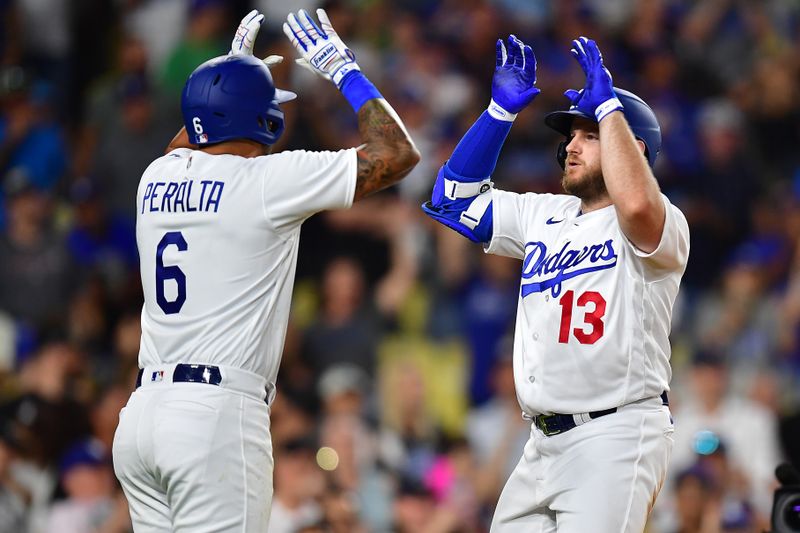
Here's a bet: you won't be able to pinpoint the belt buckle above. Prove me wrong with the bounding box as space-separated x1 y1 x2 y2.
536 415 562 436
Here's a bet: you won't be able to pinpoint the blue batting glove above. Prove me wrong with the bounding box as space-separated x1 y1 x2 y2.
565 36 622 122
489 35 540 121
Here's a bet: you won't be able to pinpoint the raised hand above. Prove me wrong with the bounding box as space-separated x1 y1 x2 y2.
282 9 360 88
230 10 264 56
564 36 621 121
490 35 540 119
229 10 291 77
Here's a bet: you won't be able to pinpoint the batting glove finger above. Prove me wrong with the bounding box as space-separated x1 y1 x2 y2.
294 57 318 74
262 55 284 67
298 9 324 43
495 39 507 68
508 35 525 69
570 39 590 74
315 9 338 39
522 44 537 82
285 14 312 50
505 36 517 68
584 37 603 64
291 12 315 45
564 88 583 105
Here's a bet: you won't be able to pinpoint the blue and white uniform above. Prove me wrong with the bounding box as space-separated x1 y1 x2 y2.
424 34 691 533
113 147 356 532
487 190 688 416
485 189 688 533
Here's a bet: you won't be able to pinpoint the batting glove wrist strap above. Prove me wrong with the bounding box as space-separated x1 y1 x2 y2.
340 71 382 112
595 97 623 122
331 62 361 88
488 99 517 122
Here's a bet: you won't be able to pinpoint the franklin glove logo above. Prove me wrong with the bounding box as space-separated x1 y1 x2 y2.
311 43 339 70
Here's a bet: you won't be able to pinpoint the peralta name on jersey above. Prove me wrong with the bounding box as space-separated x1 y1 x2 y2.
141 179 224 214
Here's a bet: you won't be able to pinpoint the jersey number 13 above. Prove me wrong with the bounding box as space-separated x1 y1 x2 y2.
557 290 606 344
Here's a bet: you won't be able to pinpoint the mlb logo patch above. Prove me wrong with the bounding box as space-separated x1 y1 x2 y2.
197 133 208 144
151 370 165 383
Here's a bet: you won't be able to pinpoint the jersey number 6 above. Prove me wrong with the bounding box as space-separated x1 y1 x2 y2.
557 290 606 344
156 231 188 314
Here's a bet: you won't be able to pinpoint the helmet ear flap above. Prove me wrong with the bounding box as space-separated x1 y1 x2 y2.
557 140 568 170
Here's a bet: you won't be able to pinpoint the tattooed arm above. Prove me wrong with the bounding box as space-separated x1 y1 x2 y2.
354 99 420 201
281 9 418 200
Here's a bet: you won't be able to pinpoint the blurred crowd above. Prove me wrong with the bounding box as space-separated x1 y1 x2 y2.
0 0 799 532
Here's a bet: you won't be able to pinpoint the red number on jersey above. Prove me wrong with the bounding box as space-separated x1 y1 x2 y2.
557 290 607 344
558 290 574 343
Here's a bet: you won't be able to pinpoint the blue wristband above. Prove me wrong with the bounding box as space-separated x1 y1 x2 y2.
340 71 382 112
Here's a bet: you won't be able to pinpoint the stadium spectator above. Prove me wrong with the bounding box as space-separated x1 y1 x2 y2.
268 436 325 533
158 0 230 96
0 67 67 193
671 350 781 518
89 74 174 220
465 341 528 500
0 169 76 336
44 438 126 533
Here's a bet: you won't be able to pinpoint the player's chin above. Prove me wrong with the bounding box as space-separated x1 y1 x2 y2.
562 168 606 199
561 167 583 190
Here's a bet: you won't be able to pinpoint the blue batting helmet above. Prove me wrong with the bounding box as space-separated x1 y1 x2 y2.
181 54 296 146
544 87 661 168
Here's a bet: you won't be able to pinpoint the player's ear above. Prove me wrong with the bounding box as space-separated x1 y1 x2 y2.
636 139 646 157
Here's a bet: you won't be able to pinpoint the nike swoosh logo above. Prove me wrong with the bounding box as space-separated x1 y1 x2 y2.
546 217 565 225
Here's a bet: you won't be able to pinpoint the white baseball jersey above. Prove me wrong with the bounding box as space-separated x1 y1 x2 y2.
135 147 357 384
486 190 689 415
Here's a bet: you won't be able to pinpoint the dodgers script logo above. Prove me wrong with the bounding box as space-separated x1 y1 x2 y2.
520 239 618 298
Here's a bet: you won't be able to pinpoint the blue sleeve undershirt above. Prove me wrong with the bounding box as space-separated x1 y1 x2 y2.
445 110 513 180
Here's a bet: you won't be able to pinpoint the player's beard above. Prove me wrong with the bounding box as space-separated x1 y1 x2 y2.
561 164 608 203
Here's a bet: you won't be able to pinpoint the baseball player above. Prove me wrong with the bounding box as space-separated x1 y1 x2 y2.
112 9 419 532
422 35 689 532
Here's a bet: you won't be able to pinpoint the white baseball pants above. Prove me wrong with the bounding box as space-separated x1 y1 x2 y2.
490 396 674 533
113 364 273 532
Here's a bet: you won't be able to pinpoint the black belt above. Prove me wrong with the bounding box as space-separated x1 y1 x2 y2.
135 364 271 404
136 364 222 388
534 391 669 437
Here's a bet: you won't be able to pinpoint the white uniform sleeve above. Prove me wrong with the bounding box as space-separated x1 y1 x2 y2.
483 189 529 259
627 194 690 276
261 148 357 233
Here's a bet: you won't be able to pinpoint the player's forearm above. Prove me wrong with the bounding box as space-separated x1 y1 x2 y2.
354 99 420 201
599 111 664 251
166 127 197 153
447 110 513 179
